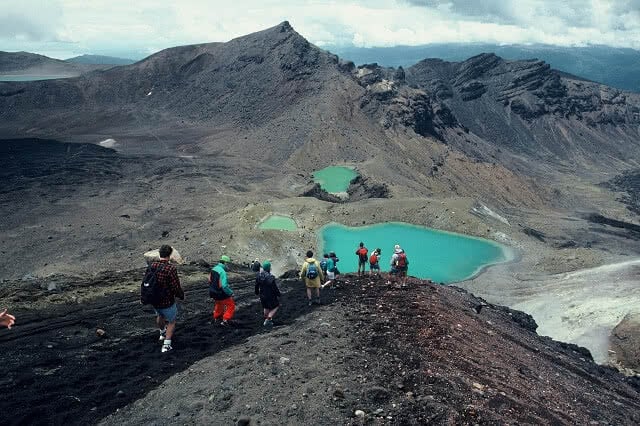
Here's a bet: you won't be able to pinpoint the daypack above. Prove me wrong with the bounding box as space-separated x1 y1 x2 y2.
369 253 378 265
141 263 166 305
357 247 368 262
306 262 319 279
395 252 408 268
320 259 328 273
209 269 228 300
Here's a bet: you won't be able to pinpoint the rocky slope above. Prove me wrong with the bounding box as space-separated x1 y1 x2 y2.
1 269 639 425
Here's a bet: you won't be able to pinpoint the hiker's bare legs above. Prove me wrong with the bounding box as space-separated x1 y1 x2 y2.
156 315 166 331
165 321 176 340
306 287 313 301
267 306 279 319
0 309 15 329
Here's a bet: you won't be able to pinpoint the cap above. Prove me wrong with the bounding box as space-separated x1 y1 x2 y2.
220 255 231 263
394 244 400 250
262 261 271 271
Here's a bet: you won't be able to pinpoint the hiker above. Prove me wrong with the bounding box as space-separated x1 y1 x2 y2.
320 253 329 276
209 255 235 326
254 261 281 327
141 244 184 353
250 258 261 274
369 248 381 276
329 251 340 277
323 251 337 288
300 250 324 306
0 309 15 329
355 242 369 276
389 244 409 285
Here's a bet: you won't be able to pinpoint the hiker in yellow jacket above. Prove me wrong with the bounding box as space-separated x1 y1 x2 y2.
300 250 324 306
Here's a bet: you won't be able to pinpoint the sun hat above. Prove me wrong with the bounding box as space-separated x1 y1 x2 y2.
220 255 231 263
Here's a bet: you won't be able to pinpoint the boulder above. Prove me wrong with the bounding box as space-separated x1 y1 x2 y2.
610 313 640 370
143 247 184 264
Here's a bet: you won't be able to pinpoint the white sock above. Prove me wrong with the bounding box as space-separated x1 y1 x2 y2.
163 339 171 346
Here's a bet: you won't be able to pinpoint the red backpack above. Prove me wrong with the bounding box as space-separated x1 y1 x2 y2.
357 247 368 261
395 252 407 268
369 253 378 265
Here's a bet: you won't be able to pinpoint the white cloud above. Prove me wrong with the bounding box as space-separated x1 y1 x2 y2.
1 0 639 59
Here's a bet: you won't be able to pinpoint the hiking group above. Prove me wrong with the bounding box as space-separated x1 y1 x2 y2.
352 242 408 284
140 242 408 353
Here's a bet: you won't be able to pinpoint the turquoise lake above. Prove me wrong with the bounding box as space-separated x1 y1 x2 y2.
312 166 358 193
259 215 297 231
319 222 512 283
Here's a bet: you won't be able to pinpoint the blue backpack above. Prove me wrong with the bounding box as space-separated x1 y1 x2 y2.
320 259 328 273
306 263 319 279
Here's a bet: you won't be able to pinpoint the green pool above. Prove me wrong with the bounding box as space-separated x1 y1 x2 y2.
259 215 297 231
312 166 358 193
319 222 512 283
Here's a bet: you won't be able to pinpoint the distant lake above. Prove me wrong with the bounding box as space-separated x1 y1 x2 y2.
320 222 512 283
312 166 358 193
258 215 297 231
0 75 75 81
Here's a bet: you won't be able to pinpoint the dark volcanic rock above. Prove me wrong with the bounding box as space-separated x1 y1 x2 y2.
347 175 389 200
300 183 342 203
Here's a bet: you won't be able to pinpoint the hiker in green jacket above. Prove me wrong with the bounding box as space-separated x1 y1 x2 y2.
209 255 235 326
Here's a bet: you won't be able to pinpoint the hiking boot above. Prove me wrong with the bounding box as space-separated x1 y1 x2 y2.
161 344 173 353
315 298 322 305
220 320 231 327
159 328 167 341
263 318 274 327
308 300 313 306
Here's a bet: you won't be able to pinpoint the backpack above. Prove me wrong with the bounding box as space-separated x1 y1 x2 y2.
320 259 328 273
357 248 368 262
369 253 378 265
141 263 166 305
208 269 228 300
395 252 408 268
306 262 319 279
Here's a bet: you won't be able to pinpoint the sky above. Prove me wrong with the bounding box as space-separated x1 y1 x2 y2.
2 0 639 59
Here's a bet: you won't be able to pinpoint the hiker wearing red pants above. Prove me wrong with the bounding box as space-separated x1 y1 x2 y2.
209 255 235 326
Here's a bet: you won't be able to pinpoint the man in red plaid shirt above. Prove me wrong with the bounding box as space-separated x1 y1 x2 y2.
149 245 184 353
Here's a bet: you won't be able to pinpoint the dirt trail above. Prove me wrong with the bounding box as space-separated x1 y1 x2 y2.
0 268 317 426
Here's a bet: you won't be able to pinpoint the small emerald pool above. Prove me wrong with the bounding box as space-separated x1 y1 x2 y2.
258 215 297 231
312 166 358 193
319 222 512 283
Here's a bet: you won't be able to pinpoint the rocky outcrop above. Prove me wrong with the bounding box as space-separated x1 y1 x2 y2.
610 313 640 371
347 175 389 200
300 183 342 203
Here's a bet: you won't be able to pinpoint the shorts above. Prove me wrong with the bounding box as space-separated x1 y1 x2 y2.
326 271 335 280
154 303 178 322
260 296 280 310
358 259 367 266
390 266 407 276
370 263 380 271
306 280 321 289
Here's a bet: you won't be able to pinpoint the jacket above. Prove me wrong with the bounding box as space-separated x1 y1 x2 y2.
300 257 324 286
209 263 233 300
